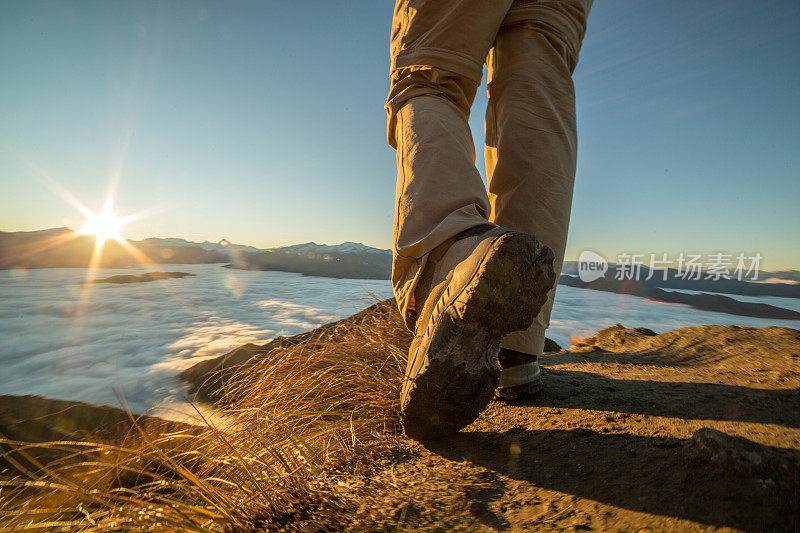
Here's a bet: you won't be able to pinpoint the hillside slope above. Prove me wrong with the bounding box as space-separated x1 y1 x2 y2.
181 304 799 531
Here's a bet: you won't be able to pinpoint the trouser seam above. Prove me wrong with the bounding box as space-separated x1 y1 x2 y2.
393 109 407 258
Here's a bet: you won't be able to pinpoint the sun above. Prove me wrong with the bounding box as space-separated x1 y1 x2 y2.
79 203 125 244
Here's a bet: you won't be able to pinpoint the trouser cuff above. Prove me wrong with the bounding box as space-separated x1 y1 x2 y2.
501 324 547 356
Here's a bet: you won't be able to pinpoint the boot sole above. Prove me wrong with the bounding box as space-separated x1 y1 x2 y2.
401 231 555 440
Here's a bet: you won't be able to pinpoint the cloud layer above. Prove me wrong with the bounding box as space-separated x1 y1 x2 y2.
2 265 797 419
0 265 390 417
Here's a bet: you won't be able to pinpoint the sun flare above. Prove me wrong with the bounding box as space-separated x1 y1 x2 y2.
79 204 125 244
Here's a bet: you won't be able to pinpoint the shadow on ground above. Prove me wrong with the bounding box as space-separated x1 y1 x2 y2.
416 364 800 531
425 427 799 531
526 368 800 427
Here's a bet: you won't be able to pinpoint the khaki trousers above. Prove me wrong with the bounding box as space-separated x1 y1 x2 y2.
386 0 592 356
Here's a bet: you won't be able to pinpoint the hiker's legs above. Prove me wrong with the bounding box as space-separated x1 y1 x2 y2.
386 0 514 328
485 1 592 356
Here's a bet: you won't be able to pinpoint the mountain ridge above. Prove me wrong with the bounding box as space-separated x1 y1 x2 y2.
139 235 390 257
0 227 391 280
2 229 799 304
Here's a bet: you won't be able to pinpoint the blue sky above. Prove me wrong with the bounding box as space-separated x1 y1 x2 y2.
1 1 798 269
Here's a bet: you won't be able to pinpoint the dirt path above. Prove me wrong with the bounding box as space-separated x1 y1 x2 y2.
316 325 799 532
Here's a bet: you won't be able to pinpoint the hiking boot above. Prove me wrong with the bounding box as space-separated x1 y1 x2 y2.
400 225 556 440
495 348 543 401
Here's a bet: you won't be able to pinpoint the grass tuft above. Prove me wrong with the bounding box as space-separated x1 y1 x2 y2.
0 298 411 531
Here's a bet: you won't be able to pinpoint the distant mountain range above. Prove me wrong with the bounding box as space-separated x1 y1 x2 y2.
276 241 390 256
138 237 264 255
559 275 800 320
2 229 799 315
138 235 392 279
139 235 390 258
561 261 800 299
0 228 230 270
0 228 391 280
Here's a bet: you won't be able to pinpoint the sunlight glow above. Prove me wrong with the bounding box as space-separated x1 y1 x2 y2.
78 201 126 245
24 157 186 337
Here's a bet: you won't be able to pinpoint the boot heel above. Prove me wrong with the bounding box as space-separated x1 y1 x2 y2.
456 233 555 333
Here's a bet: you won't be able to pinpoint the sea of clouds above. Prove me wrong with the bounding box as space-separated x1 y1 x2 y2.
1 264 798 419
0 265 390 418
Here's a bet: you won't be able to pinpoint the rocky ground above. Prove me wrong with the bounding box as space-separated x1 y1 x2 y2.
293 323 800 532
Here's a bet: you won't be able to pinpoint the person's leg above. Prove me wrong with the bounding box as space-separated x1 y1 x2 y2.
387 0 558 438
485 1 592 390
386 0 514 330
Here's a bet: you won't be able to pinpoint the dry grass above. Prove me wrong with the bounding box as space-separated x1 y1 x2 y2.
0 298 412 531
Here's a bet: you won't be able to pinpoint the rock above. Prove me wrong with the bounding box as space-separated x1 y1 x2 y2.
88 271 195 284
0 395 195 473
570 324 800 369
571 324 658 351
687 428 799 483
544 337 562 352
689 428 763 467
0 395 191 444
